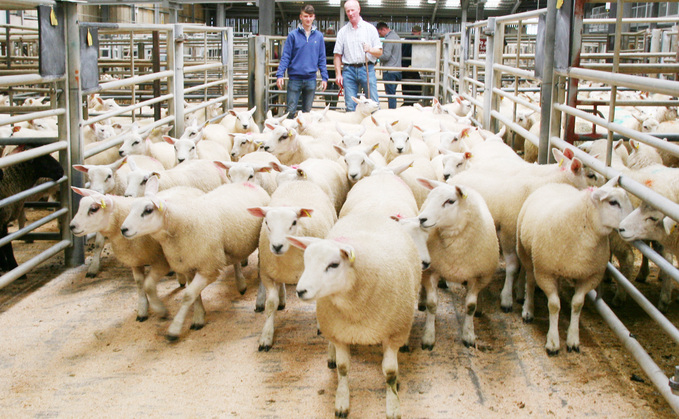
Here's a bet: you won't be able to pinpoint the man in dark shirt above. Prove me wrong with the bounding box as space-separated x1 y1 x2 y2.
324 27 338 109
401 25 422 106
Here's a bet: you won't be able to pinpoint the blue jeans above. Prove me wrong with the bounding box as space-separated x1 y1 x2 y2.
383 71 402 109
286 78 316 118
342 64 379 112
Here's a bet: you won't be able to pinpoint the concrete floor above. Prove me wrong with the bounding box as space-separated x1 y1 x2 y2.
1 240 677 418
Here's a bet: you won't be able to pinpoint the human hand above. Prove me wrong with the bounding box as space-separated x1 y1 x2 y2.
362 43 370 53
321 81 327 92
277 78 284 90
336 74 343 88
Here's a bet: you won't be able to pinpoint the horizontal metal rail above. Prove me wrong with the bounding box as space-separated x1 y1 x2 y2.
0 142 66 170
0 240 70 291
558 67 679 97
492 88 541 113
0 74 64 87
494 9 546 23
83 93 174 126
95 70 174 93
0 207 68 249
0 176 66 213
0 108 65 127
492 63 536 81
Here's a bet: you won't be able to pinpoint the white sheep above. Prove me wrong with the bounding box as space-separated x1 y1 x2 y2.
417 179 499 348
626 139 663 169
69 187 202 320
272 158 349 215
287 211 420 419
229 132 267 160
118 124 176 169
123 159 226 198
384 122 432 163
182 120 234 154
120 177 270 340
261 125 339 165
214 151 280 195
383 155 437 209
322 95 380 125
432 150 473 181
518 177 633 355
163 134 231 164
247 180 337 351
334 143 385 183
220 106 260 134
339 169 418 220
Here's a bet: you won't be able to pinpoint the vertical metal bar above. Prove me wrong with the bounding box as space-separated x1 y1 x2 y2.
538 0 558 165
253 35 267 127
434 39 441 100
173 24 185 136
4 13 10 70
442 35 451 102
227 27 234 110
483 17 496 130
130 31 136 122
64 1 84 267
459 23 467 100
564 0 584 145
152 30 161 120
605 0 624 168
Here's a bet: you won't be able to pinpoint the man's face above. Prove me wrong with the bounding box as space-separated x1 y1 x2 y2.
300 12 315 28
344 1 361 24
378 27 388 37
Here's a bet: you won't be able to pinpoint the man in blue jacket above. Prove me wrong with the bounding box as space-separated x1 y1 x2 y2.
276 5 328 119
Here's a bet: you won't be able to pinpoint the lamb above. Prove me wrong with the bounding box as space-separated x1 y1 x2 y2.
441 95 473 118
322 95 380 125
247 180 337 351
215 151 280 195
229 132 267 160
432 150 473 181
182 120 233 154
517 177 633 355
417 179 500 348
123 159 226 198
334 143 386 183
261 125 339 165
0 147 64 274
384 123 432 163
220 106 260 134
120 177 270 340
383 155 437 209
272 158 349 215
163 134 231 164
118 124 176 169
69 187 202 320
287 211 420 419
339 169 418 219
626 139 663 169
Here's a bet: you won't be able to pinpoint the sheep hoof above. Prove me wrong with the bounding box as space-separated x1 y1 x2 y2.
462 340 475 348
500 305 512 313
190 323 204 331
437 279 448 289
317 329 322 336
399 345 410 353
566 345 580 353
417 303 426 312
165 334 179 342
277 304 286 311
258 344 271 352
239 288 247 296
546 348 559 356
241 259 249 267
254 305 264 313
136 315 148 322
335 409 349 418
86 272 97 278
522 316 533 324
516 297 525 305
327 361 336 369
474 310 483 318
421 343 434 351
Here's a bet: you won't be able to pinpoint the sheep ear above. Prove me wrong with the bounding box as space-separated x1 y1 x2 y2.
455 185 469 200
417 177 444 190
247 207 268 218
269 162 287 172
334 144 347 156
552 148 567 165
297 208 314 218
339 244 356 265
663 217 677 235
145 175 160 196
286 235 317 251
213 160 234 171
569 158 583 174
351 96 360 104
265 123 276 131
229 109 237 117
266 110 273 119
72 165 90 174
71 186 95 197
630 139 639 150
163 135 176 145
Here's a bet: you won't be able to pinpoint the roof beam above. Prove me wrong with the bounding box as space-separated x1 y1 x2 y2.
511 0 523 14
431 0 441 23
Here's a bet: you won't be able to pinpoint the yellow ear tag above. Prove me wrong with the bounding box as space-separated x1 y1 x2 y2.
462 192 468 199
672 224 676 234
348 250 355 263
50 8 58 26
288 130 293 137
100 199 107 209
157 201 164 212
302 209 311 218
634 142 639 150
87 29 93 47
558 158 564 168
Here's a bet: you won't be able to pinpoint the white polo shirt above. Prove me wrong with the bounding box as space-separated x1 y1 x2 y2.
334 18 382 65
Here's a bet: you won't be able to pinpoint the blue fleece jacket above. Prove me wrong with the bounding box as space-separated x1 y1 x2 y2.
276 25 329 81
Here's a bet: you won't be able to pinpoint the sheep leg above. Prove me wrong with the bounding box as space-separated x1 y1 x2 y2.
540 277 561 356
382 344 401 419
611 245 635 307
514 266 526 304
167 272 210 341
143 264 170 319
255 281 266 312
277 282 286 310
190 294 206 330
521 268 536 323
462 278 483 348
500 250 520 312
421 271 437 350
131 266 150 322
232 263 247 295
417 283 427 312
334 342 351 418
258 275 279 352
86 232 106 278
566 284 589 353
176 273 187 288
635 253 650 283
327 341 337 369
658 251 675 313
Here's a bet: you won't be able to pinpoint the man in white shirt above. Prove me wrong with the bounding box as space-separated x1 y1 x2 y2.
333 0 383 111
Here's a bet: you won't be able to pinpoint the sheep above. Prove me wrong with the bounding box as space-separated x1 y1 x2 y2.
0 147 63 274
383 155 437 209
163 134 231 164
123 159 226 198
214 151 280 195
220 106 260 134
261 125 339 165
182 120 234 154
322 95 380 125
384 123 432 163
69 187 202 320
263 110 289 128
120 177 270 340
517 176 633 355
339 169 418 220
118 124 176 169
272 158 349 215
334 143 386 183
626 139 663 169
432 150 473 181
441 95 473 118
247 180 337 351
417 179 500 348
229 132 267 160
294 117 344 145
287 211 420 419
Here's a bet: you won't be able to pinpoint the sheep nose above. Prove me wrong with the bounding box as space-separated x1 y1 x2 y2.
272 244 283 253
422 261 430 270
118 150 125 156
69 224 76 231
618 227 625 234
419 217 427 226
443 174 450 180
349 173 358 180
297 289 307 298
120 227 129 236
263 146 270 151
177 158 185 163
396 147 403 153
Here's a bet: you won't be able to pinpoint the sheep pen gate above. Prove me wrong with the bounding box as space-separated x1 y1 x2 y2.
3 0 679 417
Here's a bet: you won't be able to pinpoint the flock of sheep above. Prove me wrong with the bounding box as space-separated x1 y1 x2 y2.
4 89 678 418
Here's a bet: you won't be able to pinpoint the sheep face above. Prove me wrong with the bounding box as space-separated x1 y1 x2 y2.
392 216 430 270
93 123 116 142
118 128 146 157
69 194 113 236
120 197 165 239
288 237 354 301
262 126 295 157
591 180 634 235
342 149 375 183
618 203 667 242
353 95 379 116
230 134 253 159
417 183 471 231
641 117 660 133
441 152 472 180
230 107 257 131
258 207 312 255
388 129 412 155
227 163 257 184
171 137 199 164
124 168 154 197
181 120 202 140
80 166 116 194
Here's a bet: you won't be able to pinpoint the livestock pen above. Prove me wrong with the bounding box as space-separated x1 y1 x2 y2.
2 0 679 416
